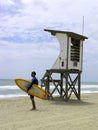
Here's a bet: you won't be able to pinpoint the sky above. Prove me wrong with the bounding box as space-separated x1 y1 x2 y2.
0 0 98 82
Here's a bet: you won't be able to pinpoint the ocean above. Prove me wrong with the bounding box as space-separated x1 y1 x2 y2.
0 79 98 99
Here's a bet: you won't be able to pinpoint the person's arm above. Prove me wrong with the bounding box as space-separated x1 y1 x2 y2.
27 83 32 91
27 79 34 91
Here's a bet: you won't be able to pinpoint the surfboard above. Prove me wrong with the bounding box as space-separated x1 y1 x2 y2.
15 78 48 100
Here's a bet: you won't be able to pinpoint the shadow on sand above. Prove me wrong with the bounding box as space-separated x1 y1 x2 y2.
48 96 94 106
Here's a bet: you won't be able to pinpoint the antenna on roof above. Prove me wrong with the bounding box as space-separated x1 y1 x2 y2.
82 16 84 35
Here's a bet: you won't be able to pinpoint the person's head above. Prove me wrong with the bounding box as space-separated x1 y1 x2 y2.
31 71 36 77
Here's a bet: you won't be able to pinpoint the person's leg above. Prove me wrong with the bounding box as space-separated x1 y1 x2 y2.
30 95 36 110
32 98 36 110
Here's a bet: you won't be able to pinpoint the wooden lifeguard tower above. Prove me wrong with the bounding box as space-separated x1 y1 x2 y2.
41 29 88 101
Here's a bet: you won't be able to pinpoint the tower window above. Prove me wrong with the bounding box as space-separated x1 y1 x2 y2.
70 38 80 62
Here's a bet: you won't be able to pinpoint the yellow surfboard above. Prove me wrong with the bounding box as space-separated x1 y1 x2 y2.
15 78 48 100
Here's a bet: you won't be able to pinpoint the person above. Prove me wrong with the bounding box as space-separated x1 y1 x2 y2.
27 71 38 110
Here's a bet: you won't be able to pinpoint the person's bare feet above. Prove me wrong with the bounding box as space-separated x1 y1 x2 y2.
30 108 36 110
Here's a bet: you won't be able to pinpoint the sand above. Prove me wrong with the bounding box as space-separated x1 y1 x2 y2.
0 93 98 130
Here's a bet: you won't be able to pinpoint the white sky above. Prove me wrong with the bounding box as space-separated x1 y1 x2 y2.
0 0 98 82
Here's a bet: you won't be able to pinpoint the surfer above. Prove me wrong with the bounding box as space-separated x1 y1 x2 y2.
27 71 38 110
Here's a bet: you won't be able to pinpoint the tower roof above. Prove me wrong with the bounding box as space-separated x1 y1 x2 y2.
44 29 88 40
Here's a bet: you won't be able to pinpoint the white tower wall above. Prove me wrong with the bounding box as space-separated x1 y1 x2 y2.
52 33 67 69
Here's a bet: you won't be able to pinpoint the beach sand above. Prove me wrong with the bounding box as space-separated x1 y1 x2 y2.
0 93 98 130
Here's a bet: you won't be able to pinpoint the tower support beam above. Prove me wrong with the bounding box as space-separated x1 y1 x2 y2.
41 69 81 101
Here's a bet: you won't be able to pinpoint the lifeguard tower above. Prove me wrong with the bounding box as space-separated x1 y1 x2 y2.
41 29 88 101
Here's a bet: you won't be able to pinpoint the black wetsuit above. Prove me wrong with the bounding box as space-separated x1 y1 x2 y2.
27 77 38 99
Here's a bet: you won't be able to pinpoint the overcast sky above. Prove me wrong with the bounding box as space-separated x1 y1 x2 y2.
0 0 98 82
